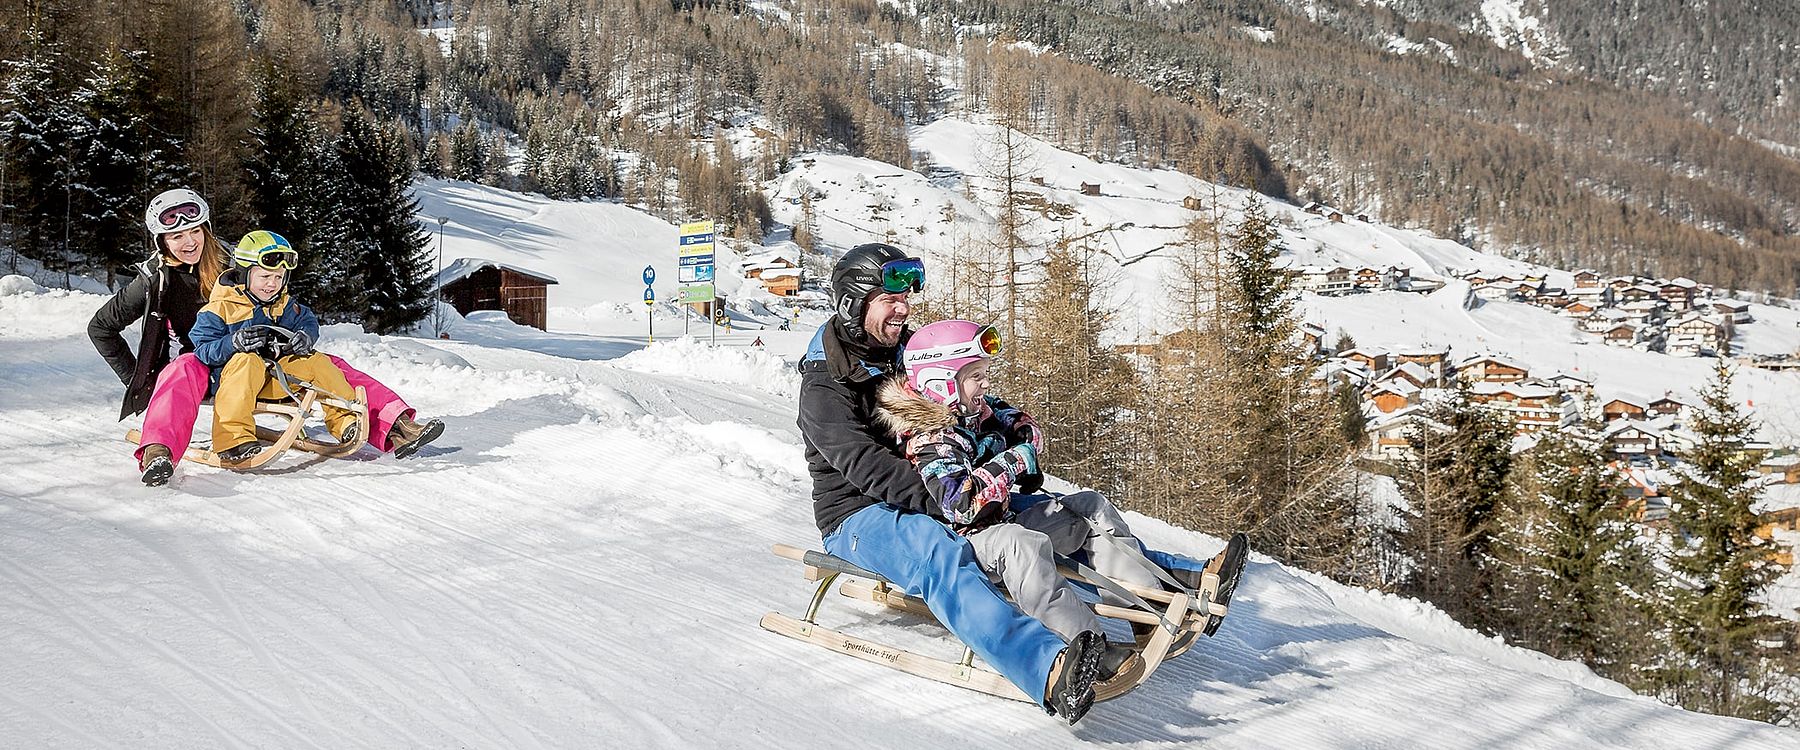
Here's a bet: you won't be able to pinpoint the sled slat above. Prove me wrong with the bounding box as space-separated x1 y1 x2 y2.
759 611 1032 703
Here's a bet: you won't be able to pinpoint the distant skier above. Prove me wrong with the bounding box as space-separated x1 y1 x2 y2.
877 319 1248 668
796 244 1106 723
88 189 444 486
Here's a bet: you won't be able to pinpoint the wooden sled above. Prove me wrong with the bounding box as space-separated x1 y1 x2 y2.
760 542 1230 704
126 385 369 470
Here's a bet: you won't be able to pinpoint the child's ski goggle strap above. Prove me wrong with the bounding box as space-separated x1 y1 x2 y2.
880 257 926 294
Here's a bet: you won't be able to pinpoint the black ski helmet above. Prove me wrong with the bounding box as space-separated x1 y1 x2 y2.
830 242 914 340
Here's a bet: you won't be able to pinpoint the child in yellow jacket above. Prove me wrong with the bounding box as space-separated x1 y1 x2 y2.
188 231 359 463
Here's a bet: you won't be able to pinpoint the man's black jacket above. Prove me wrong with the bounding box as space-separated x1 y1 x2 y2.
796 318 933 536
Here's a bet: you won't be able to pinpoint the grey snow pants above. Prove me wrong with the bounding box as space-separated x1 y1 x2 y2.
964 490 1165 643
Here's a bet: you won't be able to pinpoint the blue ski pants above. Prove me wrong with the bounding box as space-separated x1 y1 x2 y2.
824 503 1065 705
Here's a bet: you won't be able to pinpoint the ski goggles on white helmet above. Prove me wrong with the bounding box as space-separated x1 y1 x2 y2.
144 188 211 235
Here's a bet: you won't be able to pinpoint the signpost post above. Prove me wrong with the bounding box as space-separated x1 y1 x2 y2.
642 265 656 343
678 220 717 346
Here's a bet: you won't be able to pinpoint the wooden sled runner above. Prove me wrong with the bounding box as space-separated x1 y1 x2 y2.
759 542 1232 704
126 384 369 470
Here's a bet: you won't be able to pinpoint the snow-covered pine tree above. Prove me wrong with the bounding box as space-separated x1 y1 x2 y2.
71 47 162 284
1396 382 1514 628
449 122 485 182
334 106 432 334
1489 427 1656 680
1222 196 1360 574
1655 363 1792 722
0 27 84 274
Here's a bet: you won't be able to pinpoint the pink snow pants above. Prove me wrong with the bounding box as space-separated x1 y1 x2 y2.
135 353 414 466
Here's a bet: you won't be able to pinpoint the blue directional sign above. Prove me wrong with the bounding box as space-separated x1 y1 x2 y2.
643 287 655 303
642 265 656 286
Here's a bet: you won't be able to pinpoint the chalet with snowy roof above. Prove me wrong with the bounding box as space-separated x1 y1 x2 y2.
1366 380 1421 414
1295 266 1356 295
1619 299 1668 324
1602 397 1648 421
1572 269 1601 288
1563 300 1598 317
1401 276 1445 293
434 258 559 332
1647 396 1688 420
1299 322 1329 356
1456 354 1528 383
1711 299 1753 324
1582 308 1633 333
1468 381 1574 433
1338 348 1391 374
1547 372 1594 397
1393 348 1450 382
1617 284 1662 304
1472 282 1516 302
1666 313 1731 357
1365 408 1450 461
1352 266 1409 291
1602 322 1642 347
1603 421 1664 457
1315 359 1373 388
1759 454 1800 484
742 251 805 296
1658 278 1699 311
1376 362 1436 389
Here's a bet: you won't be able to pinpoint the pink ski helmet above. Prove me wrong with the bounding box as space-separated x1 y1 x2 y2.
901 319 1003 407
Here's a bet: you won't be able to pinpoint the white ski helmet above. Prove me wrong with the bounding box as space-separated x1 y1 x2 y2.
143 188 210 235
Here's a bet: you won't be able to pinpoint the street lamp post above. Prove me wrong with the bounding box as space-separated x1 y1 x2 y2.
434 216 449 339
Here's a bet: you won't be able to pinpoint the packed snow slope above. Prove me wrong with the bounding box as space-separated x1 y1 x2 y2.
3 280 1797 748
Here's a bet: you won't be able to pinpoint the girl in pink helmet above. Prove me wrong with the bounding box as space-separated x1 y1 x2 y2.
878 319 1248 682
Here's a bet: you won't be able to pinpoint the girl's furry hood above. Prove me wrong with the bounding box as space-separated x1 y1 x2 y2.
876 379 957 434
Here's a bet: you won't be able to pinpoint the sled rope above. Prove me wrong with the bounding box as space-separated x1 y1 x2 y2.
1058 554 1181 635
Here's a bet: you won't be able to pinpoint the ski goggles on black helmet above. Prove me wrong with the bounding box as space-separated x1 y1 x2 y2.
879 257 926 294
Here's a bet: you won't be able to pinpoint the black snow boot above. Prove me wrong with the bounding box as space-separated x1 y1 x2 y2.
337 422 360 447
218 441 262 464
1095 639 1144 686
140 443 175 487
1194 532 1249 637
1043 630 1105 725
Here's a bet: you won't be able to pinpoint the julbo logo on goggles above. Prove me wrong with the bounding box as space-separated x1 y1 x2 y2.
157 202 204 229
880 257 926 294
902 324 1003 365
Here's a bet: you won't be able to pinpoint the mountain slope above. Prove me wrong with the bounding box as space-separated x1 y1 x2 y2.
4 183 1800 746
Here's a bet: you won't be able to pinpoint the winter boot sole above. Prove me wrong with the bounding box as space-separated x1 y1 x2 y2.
140 456 174 487
392 419 444 459
1201 532 1249 637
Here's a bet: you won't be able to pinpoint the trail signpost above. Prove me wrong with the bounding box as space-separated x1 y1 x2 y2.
643 265 656 343
679 220 717 345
